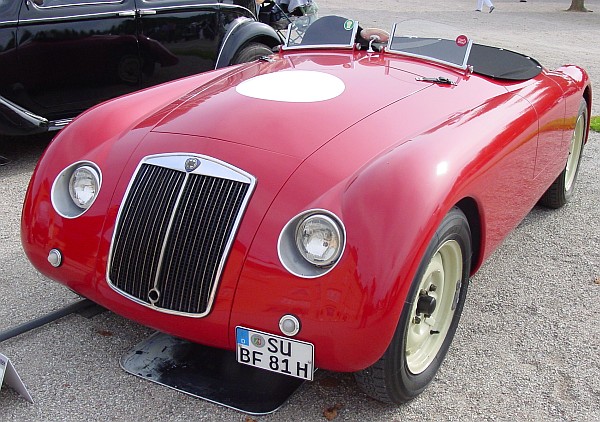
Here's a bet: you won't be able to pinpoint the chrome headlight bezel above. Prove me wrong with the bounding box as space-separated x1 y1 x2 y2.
278 209 346 278
51 161 102 218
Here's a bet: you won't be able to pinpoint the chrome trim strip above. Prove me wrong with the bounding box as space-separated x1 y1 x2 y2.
20 3 254 26
219 3 257 20
135 4 219 13
32 0 125 9
48 119 72 131
0 95 48 126
18 10 134 24
150 170 190 305
107 152 257 318
386 22 398 51
136 3 254 16
283 43 354 51
461 40 473 68
387 49 471 72
215 16 250 69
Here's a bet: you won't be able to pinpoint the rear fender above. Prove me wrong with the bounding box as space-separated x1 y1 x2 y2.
215 18 281 69
553 65 592 145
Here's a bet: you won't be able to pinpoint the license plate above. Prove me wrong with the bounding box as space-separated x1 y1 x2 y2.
236 326 314 381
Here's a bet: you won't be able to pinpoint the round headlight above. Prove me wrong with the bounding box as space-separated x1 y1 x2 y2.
68 166 100 209
52 161 102 218
295 214 343 267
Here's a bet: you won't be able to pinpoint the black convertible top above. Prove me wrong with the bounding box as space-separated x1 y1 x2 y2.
467 44 543 81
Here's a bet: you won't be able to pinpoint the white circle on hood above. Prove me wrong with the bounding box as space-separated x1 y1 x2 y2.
235 70 345 102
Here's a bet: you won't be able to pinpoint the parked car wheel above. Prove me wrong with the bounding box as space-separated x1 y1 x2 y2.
355 207 471 403
540 98 588 209
231 42 273 65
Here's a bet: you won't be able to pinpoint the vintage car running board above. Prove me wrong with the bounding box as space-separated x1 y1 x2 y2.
120 332 305 415
48 119 72 132
0 299 104 343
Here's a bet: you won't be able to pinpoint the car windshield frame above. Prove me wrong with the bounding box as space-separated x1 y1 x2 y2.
282 17 473 71
280 17 541 80
283 16 359 50
386 22 473 71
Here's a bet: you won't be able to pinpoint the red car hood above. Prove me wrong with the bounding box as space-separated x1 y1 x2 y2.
151 53 429 159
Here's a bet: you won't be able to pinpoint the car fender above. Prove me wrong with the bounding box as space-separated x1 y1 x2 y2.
215 17 281 69
47 65 241 152
228 109 467 371
551 65 592 144
230 138 457 372
230 85 545 371
21 66 246 279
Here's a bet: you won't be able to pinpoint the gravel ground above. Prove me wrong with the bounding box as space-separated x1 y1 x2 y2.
1 1 599 421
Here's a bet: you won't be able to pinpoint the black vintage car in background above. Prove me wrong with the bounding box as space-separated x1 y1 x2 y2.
0 0 281 136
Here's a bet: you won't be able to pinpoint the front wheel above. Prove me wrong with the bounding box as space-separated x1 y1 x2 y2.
230 42 273 65
355 207 472 403
539 98 588 209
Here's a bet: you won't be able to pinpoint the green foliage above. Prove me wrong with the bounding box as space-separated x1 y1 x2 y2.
591 116 600 132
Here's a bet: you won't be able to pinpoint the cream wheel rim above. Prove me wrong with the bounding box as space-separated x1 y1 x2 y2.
406 239 463 374
565 112 585 192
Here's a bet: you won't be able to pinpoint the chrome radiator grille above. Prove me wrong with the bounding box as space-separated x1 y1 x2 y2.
108 155 254 316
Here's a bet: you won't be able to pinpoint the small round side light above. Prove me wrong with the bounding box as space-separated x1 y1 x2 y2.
48 249 62 268
279 314 301 337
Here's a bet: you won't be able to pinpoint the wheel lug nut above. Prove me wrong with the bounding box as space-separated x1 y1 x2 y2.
413 316 421 324
429 284 437 292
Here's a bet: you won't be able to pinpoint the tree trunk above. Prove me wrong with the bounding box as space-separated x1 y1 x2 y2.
567 0 589 12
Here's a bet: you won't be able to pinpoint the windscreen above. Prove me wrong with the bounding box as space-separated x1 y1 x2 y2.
388 21 472 70
387 20 541 80
284 15 358 49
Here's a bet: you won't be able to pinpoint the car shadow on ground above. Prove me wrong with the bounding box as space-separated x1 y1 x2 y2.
0 133 53 171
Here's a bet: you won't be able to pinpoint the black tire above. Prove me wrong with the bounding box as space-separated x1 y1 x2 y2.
539 98 588 209
230 42 273 65
355 207 472 404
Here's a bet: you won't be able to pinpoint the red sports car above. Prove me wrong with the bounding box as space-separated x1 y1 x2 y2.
21 16 591 404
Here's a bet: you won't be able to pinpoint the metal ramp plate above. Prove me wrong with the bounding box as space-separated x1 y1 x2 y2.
121 332 305 415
